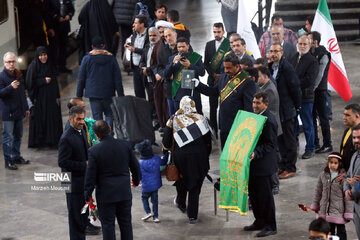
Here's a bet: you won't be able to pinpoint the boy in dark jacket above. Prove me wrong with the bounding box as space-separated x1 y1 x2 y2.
135 139 167 223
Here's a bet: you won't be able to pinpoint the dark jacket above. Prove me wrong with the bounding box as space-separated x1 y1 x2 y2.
58 127 89 193
340 128 357 171
164 50 205 103
77 51 124 98
139 155 167 193
204 39 218 78
269 57 301 122
251 109 278 176
139 40 162 80
47 0 74 32
290 52 319 103
130 29 149 67
312 45 331 91
112 0 137 26
0 69 28 121
157 44 178 98
196 71 256 133
84 136 141 203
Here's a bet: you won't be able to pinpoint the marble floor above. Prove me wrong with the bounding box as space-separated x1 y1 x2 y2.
1 0 360 239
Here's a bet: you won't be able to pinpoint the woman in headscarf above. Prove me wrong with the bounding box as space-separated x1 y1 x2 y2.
162 96 212 224
26 46 63 148
78 0 119 63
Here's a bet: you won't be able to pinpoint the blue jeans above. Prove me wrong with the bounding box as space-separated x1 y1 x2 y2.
2 119 23 163
295 102 315 152
167 98 175 116
89 98 113 130
141 190 158 218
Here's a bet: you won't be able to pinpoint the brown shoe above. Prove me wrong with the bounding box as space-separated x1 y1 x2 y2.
278 168 285 175
279 171 296 179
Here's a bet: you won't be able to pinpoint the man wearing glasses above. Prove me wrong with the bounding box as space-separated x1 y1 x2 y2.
268 43 301 179
0 52 30 170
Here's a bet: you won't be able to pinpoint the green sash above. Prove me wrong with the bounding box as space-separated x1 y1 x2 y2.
207 38 230 84
172 52 202 98
219 71 249 104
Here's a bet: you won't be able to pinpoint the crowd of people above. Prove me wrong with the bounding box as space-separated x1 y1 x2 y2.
0 0 360 239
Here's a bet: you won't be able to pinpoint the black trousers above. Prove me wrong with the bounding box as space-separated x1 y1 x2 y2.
220 131 229 150
66 192 87 240
248 175 277 231
98 200 133 240
313 90 332 147
329 223 347 240
49 23 69 69
133 66 146 99
176 177 204 219
208 81 218 133
278 118 298 173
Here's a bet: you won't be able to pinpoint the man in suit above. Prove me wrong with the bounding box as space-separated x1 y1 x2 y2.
193 53 257 149
268 43 301 179
265 25 297 61
84 120 141 240
290 35 319 160
341 104 360 171
204 22 230 136
58 106 88 240
344 124 360 239
245 92 277 237
257 66 282 194
231 37 255 63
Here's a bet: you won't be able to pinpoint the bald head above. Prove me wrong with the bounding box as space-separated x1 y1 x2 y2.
67 98 85 110
93 120 111 139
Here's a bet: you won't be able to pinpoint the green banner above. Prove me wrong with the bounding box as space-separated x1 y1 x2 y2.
219 110 267 215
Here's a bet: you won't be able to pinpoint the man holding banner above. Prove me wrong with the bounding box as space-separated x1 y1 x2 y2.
164 37 205 113
193 53 257 149
245 92 278 237
204 22 231 137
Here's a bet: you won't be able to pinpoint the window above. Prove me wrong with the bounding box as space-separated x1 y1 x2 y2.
0 0 9 24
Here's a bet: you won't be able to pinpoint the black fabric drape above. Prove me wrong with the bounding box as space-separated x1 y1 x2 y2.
78 0 118 63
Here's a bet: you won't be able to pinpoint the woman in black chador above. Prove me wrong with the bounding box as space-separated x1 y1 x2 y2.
26 46 63 148
78 0 119 63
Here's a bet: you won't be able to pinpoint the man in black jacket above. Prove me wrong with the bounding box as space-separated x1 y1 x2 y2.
290 35 319 160
309 31 333 154
47 0 74 73
0 52 30 170
157 27 178 116
194 53 256 149
245 92 277 237
58 106 88 240
84 120 141 240
125 15 149 99
268 43 301 179
340 104 360 171
164 37 205 114
204 22 230 136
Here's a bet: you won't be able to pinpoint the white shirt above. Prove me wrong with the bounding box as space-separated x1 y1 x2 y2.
132 29 147 66
215 37 224 52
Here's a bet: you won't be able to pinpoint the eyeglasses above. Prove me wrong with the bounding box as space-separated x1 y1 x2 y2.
4 60 16 64
269 50 281 53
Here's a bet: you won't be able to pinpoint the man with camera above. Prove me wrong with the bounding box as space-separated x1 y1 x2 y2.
0 52 30 170
164 37 205 114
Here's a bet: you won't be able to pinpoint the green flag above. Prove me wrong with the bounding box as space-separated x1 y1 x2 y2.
219 110 267 215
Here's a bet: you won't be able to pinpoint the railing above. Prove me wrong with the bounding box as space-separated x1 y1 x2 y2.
251 0 272 41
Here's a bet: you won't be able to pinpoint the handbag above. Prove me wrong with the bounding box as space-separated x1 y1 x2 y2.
165 132 179 181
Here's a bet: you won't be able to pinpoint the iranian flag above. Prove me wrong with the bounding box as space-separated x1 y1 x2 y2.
311 0 352 101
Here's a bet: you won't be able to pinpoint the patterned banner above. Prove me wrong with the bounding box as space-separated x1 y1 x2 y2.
219 110 267 215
